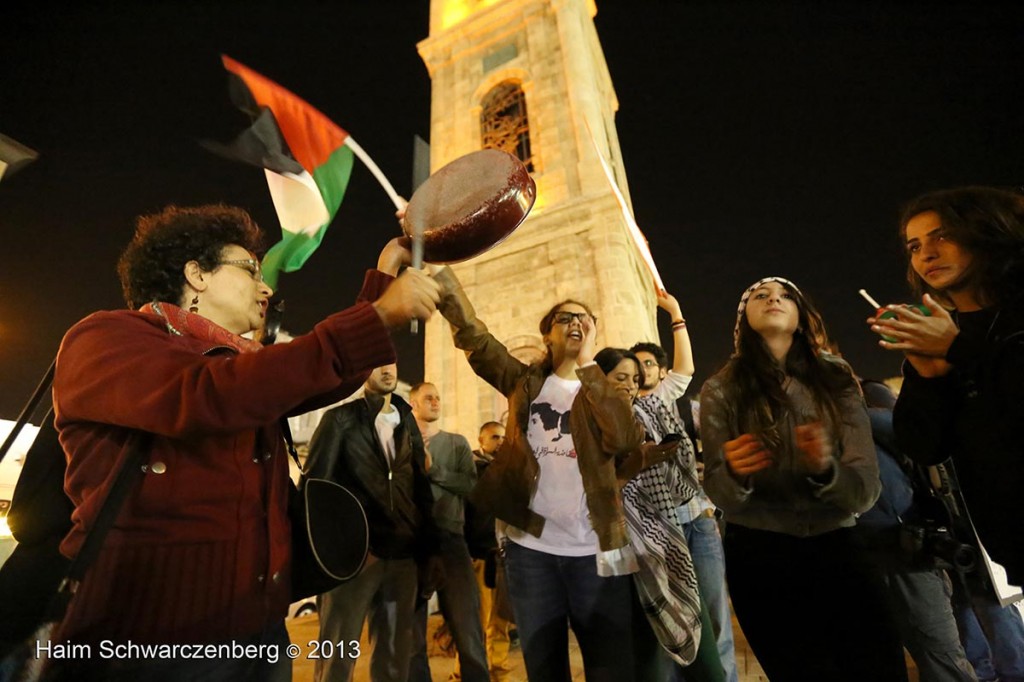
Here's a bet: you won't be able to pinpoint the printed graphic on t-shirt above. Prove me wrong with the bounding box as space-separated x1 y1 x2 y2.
508 375 594 555
529 401 576 458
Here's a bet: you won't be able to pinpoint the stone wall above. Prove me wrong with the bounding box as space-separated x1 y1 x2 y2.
418 0 657 439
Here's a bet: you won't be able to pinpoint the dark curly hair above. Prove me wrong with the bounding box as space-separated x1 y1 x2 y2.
117 204 263 309
629 342 668 368
899 186 1024 308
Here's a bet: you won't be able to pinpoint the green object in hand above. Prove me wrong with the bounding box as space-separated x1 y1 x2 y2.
878 304 931 342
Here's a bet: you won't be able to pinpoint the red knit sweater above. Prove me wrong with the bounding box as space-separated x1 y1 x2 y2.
53 271 396 644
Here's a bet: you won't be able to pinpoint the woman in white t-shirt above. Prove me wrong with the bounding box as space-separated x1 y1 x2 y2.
433 267 669 682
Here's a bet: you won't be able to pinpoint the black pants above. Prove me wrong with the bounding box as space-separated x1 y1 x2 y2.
724 524 908 682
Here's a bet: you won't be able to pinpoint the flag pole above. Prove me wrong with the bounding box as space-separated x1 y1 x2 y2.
343 137 405 211
582 119 666 293
342 136 421 333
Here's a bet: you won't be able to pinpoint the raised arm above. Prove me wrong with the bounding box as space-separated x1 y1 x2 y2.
433 266 529 397
55 278 397 439
658 290 695 377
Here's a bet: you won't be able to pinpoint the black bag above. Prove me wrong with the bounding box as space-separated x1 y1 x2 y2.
0 537 69 658
8 411 74 546
1 430 151 680
289 477 369 601
279 420 369 601
0 360 74 659
1 411 72 653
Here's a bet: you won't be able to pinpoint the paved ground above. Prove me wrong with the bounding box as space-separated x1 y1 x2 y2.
286 610 919 681
285 610 770 681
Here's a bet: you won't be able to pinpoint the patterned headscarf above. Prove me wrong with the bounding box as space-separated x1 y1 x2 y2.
733 276 801 348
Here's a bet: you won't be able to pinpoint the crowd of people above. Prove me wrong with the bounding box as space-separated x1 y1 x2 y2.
10 184 1024 681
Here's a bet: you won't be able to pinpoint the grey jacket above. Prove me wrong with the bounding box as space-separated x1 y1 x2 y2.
699 360 881 537
423 430 477 535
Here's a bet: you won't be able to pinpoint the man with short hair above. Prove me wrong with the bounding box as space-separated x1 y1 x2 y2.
630 290 740 682
407 383 489 682
305 364 440 682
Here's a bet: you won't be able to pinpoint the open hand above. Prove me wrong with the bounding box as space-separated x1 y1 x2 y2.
576 314 598 366
657 290 683 319
617 438 679 484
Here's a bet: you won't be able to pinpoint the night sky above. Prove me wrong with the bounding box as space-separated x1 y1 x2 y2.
2 1 1023 421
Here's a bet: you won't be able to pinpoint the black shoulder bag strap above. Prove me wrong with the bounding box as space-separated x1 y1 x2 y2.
279 417 301 473
0 360 55 466
44 430 153 621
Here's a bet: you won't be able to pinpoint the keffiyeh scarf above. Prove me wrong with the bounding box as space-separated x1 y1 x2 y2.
622 394 702 665
733 275 801 348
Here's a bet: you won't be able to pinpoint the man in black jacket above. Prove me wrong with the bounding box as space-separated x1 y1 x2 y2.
305 363 440 682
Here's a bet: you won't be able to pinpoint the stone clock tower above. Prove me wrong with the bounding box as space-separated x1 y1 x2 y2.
417 0 658 437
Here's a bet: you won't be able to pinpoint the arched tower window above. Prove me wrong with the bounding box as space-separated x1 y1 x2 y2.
480 81 534 172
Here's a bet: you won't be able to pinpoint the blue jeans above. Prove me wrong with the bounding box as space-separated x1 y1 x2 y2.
408 531 489 682
951 578 1024 682
675 513 739 682
504 541 634 682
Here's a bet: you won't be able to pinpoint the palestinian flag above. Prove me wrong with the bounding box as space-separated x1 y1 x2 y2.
214 55 355 289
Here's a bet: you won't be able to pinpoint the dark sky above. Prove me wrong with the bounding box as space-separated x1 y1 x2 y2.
2 1 1023 421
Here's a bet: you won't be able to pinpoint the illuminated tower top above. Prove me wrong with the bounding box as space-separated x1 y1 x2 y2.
416 0 658 437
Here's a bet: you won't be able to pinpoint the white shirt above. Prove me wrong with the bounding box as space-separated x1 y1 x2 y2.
651 370 715 521
507 374 598 556
374 406 401 461
651 370 693 421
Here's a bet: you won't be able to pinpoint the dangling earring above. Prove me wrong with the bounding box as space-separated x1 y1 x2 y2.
189 294 200 314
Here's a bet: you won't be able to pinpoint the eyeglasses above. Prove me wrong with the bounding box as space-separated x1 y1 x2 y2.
220 258 264 283
552 311 595 326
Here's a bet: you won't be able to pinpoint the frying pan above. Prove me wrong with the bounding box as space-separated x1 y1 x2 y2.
404 149 537 264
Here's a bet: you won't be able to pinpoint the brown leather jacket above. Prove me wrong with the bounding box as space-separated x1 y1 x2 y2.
435 267 644 552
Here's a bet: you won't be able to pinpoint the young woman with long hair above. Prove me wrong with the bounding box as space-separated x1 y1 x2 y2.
700 277 906 681
871 185 1024 587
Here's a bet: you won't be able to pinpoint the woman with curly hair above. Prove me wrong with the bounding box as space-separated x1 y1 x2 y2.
699 278 906 681
50 204 438 680
871 185 1024 588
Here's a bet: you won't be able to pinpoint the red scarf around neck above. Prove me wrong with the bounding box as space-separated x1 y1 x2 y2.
140 301 264 354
